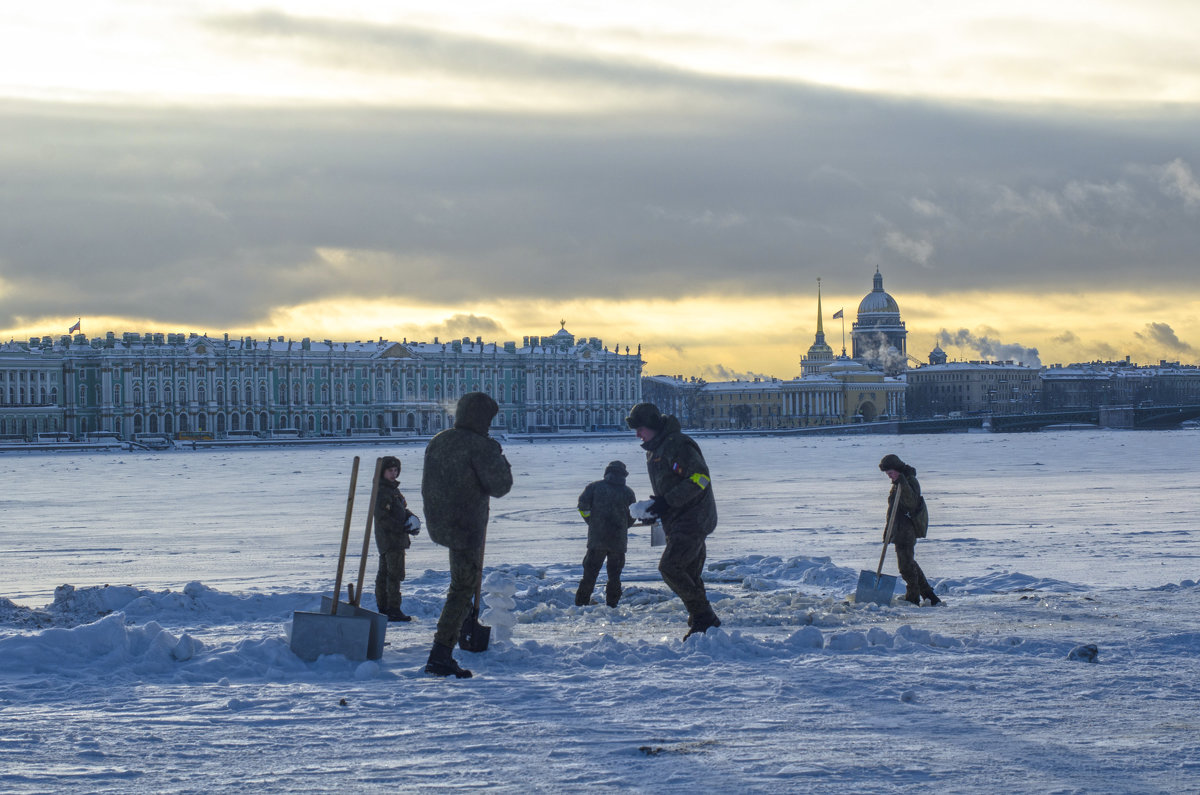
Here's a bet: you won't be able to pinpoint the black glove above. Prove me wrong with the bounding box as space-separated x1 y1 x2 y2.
648 494 669 518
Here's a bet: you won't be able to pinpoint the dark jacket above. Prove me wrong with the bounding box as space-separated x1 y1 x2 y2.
422 392 513 551
885 464 922 546
375 478 415 550
578 465 637 553
641 414 717 537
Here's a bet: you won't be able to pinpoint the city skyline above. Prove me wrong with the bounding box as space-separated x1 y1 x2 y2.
2 1 1198 380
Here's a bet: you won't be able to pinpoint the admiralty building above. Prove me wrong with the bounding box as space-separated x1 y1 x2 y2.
0 325 642 441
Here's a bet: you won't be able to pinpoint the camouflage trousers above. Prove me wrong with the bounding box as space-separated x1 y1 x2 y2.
373 532 408 613
434 546 483 648
893 539 935 602
658 531 716 623
576 548 626 607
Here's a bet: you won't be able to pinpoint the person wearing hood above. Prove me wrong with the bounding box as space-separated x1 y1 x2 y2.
879 453 940 606
574 460 637 608
421 392 513 678
626 402 721 640
373 455 421 622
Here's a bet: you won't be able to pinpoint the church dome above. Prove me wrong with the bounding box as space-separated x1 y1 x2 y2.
857 269 900 316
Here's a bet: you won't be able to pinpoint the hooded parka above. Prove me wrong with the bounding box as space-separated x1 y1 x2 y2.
641 414 717 538
422 392 513 551
880 453 939 605
577 461 637 553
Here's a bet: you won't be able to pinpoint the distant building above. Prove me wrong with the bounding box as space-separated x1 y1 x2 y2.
851 269 907 375
1040 360 1200 410
0 344 62 439
690 279 906 429
0 325 642 440
905 360 1042 418
693 359 905 429
800 278 836 377
697 378 784 429
640 374 705 428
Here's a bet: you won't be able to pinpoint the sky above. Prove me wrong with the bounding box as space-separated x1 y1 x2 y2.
1 1 1198 379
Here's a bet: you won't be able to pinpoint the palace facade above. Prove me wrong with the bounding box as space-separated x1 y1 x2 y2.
0 325 642 441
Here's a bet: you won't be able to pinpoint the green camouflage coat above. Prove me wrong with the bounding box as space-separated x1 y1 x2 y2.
885 466 922 546
577 466 636 553
374 478 415 550
641 414 717 537
421 392 513 551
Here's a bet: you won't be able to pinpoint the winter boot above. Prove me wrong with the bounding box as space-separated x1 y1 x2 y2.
423 642 473 678
683 611 721 641
605 584 622 609
386 609 412 622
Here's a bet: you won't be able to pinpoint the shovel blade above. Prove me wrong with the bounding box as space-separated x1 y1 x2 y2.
854 570 898 606
320 597 388 660
289 610 374 661
459 606 491 653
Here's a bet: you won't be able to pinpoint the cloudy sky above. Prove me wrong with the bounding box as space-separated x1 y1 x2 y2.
2 1 1198 378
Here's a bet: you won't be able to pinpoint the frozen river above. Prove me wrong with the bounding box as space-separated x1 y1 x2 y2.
3 428 1196 604
2 427 1199 794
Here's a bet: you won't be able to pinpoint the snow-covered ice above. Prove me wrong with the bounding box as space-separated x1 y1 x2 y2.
2 430 1199 793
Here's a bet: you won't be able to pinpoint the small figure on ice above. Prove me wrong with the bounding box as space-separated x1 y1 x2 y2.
574 460 637 608
373 455 421 622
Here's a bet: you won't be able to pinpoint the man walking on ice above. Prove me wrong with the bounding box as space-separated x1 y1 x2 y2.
626 402 721 640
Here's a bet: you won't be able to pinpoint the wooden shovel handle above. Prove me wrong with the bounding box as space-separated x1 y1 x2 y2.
331 456 360 610
353 457 385 607
876 493 900 577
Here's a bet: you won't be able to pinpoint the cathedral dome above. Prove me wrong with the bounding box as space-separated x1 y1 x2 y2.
857 269 900 316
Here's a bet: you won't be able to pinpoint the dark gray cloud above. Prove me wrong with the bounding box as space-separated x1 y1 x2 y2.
936 328 1042 367
202 11 711 98
1 15 1198 332
1135 322 1195 355
428 314 507 340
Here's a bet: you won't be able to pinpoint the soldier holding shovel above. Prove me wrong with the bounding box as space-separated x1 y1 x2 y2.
421 392 513 678
879 453 940 606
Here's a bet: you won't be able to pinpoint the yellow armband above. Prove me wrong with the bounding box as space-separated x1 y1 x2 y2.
689 473 711 490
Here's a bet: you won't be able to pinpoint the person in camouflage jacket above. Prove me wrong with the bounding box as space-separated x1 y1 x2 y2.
373 455 421 622
879 453 940 606
575 460 637 608
421 391 513 678
626 402 721 639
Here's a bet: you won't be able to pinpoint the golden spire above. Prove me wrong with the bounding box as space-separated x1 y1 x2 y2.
816 277 824 335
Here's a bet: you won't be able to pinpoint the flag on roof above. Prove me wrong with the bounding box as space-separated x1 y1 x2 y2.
831 309 843 320
68 318 81 333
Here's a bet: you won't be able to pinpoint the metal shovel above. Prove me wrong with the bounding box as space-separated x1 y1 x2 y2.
458 532 491 653
289 457 389 661
854 497 900 606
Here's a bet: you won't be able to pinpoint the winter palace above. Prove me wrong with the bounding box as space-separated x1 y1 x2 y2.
0 324 642 441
